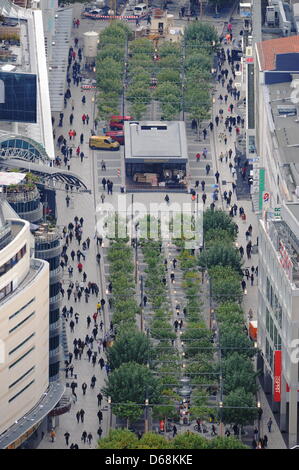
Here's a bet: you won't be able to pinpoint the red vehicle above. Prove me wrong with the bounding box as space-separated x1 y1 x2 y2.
109 115 133 130
105 131 124 145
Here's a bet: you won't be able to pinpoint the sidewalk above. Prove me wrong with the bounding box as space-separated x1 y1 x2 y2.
209 11 286 449
38 4 112 449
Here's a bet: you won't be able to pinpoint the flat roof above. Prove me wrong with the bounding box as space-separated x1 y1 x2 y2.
256 35 299 71
124 121 188 162
0 3 55 160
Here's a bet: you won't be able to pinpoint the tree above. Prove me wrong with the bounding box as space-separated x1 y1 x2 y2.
184 22 218 45
113 402 143 429
157 69 180 84
222 353 258 395
185 53 212 72
198 243 242 271
221 388 258 427
209 266 243 303
203 209 238 239
181 324 213 358
220 325 256 359
205 228 235 245
136 432 172 449
172 432 209 449
216 302 244 326
130 102 148 120
107 330 153 370
102 362 161 405
98 429 138 449
208 436 248 449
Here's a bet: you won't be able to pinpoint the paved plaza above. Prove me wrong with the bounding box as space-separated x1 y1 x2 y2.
37 1 286 450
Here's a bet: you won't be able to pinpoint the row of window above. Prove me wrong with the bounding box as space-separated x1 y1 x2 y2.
9 298 35 320
9 366 35 389
265 308 282 351
9 380 35 403
0 244 26 277
266 277 283 327
9 312 35 334
9 347 35 369
9 333 35 356
265 338 273 370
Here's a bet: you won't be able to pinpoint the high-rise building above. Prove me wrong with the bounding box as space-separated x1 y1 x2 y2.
0 201 63 449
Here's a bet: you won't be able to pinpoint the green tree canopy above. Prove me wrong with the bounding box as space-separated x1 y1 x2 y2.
102 362 161 405
107 330 153 370
221 388 258 427
222 352 258 395
98 429 138 449
198 243 242 271
203 209 238 239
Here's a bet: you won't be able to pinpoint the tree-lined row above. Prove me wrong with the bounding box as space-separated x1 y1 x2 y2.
96 22 132 120
199 210 258 428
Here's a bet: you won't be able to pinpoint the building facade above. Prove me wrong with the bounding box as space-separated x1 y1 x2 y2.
258 203 299 447
0 207 50 437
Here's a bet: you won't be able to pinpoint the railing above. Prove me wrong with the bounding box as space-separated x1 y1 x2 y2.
5 187 39 203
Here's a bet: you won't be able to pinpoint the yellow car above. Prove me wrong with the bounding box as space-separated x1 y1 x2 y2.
89 136 120 151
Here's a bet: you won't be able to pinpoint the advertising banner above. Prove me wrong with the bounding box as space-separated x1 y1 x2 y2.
274 350 282 402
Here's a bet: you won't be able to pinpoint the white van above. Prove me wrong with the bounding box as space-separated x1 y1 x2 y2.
133 3 148 16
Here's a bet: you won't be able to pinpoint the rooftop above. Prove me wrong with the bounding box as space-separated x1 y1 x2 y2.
0 382 65 449
0 1 54 160
256 35 299 70
124 121 188 161
266 79 299 195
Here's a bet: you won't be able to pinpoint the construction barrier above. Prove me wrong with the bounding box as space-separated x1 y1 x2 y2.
82 13 148 20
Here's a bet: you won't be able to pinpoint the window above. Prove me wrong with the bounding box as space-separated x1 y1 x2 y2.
9 366 35 389
266 277 270 302
9 380 35 403
0 244 26 277
9 298 35 320
266 308 270 332
0 281 13 300
9 347 35 369
9 333 35 355
9 312 35 333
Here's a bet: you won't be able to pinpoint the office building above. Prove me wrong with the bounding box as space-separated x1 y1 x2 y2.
258 202 299 447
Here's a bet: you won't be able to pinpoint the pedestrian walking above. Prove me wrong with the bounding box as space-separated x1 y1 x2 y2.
76 411 80 423
97 409 103 424
81 431 87 444
97 392 103 407
82 382 87 395
80 409 85 423
91 375 96 389
267 418 272 432
87 432 93 445
64 432 70 446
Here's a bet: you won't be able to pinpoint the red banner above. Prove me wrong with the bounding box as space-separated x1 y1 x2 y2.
274 350 282 402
